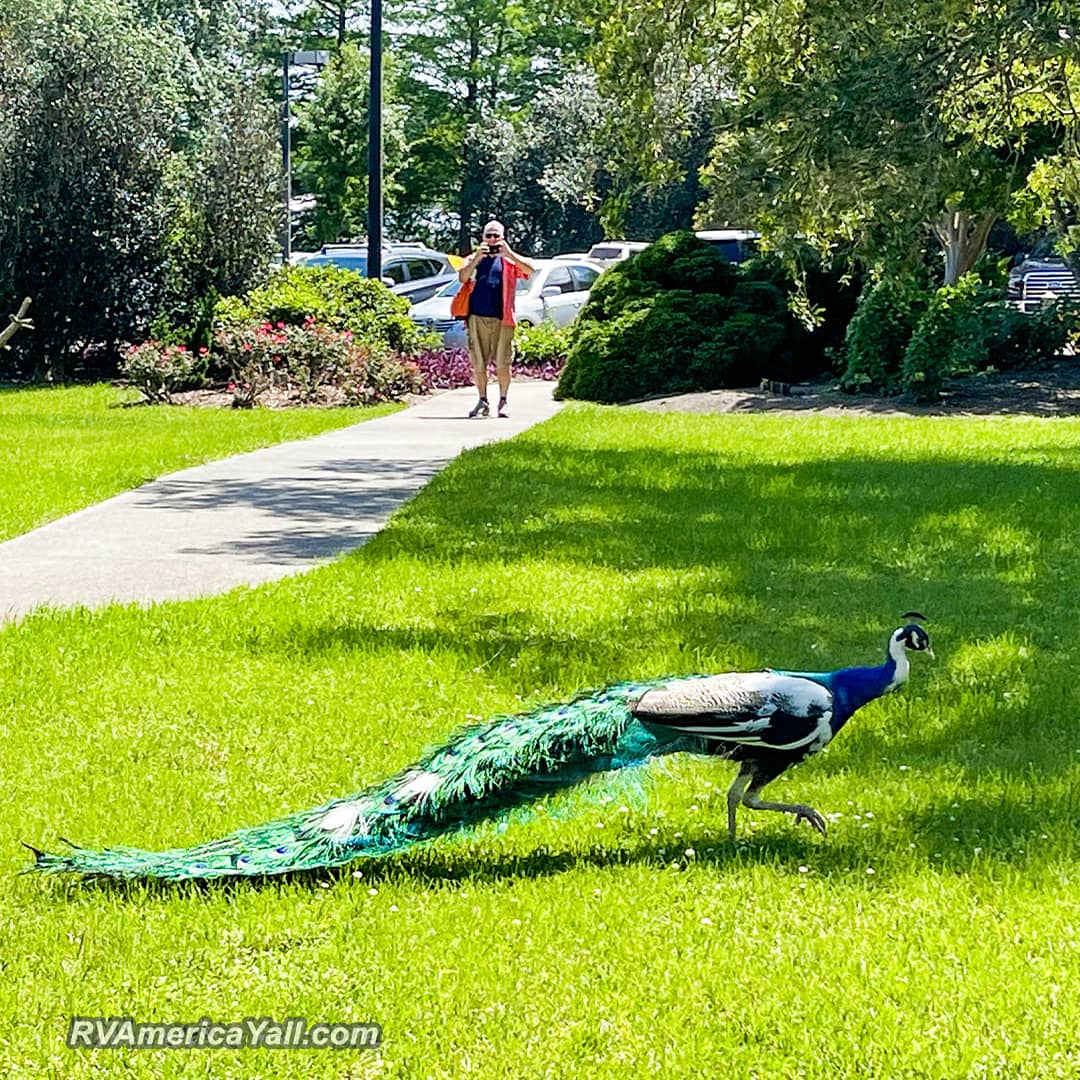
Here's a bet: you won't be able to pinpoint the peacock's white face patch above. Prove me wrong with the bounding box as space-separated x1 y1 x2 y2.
897 624 933 656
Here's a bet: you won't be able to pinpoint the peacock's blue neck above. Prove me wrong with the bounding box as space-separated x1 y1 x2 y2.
773 643 904 731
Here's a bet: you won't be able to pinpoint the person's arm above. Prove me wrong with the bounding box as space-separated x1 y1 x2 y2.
457 247 488 284
500 244 535 278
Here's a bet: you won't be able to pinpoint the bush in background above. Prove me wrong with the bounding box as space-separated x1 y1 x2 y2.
842 269 1080 400
413 347 565 389
120 342 209 404
514 321 571 366
841 278 928 393
214 265 429 357
556 232 806 403
214 319 424 406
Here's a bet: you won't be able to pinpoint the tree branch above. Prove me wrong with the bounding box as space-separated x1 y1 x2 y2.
0 298 33 351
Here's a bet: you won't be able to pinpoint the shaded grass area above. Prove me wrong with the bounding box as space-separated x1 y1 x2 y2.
5 408 1080 1076
0 383 397 542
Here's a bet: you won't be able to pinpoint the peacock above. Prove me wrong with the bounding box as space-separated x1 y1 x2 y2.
27 617 932 881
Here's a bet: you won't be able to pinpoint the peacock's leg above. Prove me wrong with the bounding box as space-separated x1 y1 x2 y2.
741 776 828 836
725 764 754 841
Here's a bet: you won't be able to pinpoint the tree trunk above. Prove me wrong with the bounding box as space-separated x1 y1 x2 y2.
931 209 996 286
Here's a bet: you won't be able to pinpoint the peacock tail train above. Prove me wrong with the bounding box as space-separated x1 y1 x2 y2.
29 679 701 881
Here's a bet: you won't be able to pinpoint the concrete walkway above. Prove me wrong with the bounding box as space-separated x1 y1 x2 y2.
0 383 562 624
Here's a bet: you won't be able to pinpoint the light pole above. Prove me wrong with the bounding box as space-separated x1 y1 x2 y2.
367 0 383 282
281 49 329 264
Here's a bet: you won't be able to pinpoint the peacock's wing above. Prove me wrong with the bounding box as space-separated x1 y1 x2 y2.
629 672 834 752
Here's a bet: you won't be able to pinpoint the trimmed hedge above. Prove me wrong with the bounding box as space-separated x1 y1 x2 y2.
555 231 805 403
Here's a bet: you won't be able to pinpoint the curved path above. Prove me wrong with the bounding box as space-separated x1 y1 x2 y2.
0 383 562 624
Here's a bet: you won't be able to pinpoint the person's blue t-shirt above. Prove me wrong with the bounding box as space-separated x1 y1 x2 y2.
469 256 503 318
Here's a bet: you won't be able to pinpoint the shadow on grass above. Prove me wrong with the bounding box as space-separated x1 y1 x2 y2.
31 819 1057 899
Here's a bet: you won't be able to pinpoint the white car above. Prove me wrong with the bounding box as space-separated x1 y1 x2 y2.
300 242 458 303
586 240 649 265
409 258 605 349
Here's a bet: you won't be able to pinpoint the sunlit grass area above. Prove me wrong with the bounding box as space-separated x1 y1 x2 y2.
6 407 1080 1077
0 383 397 542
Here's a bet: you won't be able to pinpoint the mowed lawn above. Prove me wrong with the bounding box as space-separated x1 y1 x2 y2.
6 407 1080 1078
0 383 396 542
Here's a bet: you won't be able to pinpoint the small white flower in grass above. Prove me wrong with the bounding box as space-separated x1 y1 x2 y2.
649 828 659 836
974 847 983 855
368 887 378 896
511 919 522 927
389 904 399 912
1041 834 1049 840
899 765 910 771
352 870 364 879
618 805 629 814
595 821 605 828
701 917 714 927
798 865 809 874
866 867 875 875
684 848 696 859
864 812 873 820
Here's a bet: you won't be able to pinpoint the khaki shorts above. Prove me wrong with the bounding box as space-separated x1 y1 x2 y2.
466 315 515 373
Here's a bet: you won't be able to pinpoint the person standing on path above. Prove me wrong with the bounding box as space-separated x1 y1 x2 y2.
456 220 535 418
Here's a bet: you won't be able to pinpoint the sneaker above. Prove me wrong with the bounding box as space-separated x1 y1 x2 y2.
468 398 490 418
497 397 509 418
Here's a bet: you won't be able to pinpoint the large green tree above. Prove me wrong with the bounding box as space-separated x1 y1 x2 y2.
292 43 407 245
392 0 593 251
596 0 1080 283
0 0 279 377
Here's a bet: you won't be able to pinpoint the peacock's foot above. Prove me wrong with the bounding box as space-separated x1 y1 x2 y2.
791 805 828 836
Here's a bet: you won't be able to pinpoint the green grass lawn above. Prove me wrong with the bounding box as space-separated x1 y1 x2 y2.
0 383 397 542
6 407 1080 1077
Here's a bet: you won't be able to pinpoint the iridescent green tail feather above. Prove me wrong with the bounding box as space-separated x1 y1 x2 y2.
30 679 694 881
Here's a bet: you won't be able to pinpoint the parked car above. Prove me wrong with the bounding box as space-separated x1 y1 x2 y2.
586 240 650 265
410 258 606 349
1007 255 1080 313
694 229 760 263
300 242 458 303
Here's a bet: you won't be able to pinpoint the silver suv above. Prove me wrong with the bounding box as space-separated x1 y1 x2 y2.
300 242 458 303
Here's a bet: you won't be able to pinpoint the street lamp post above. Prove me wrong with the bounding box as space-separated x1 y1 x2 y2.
281 50 329 264
367 0 383 282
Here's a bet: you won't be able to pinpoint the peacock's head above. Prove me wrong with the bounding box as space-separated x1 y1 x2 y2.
894 612 934 658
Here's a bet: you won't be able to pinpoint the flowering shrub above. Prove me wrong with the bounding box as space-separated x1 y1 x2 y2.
412 347 564 389
215 265 428 355
120 341 209 403
214 319 424 407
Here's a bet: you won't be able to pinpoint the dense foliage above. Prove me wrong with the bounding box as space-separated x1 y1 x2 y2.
556 232 813 403
0 0 278 381
214 264 430 355
843 272 1080 400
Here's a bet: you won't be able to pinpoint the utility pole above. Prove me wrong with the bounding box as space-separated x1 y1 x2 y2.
367 0 383 281
281 51 291 264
